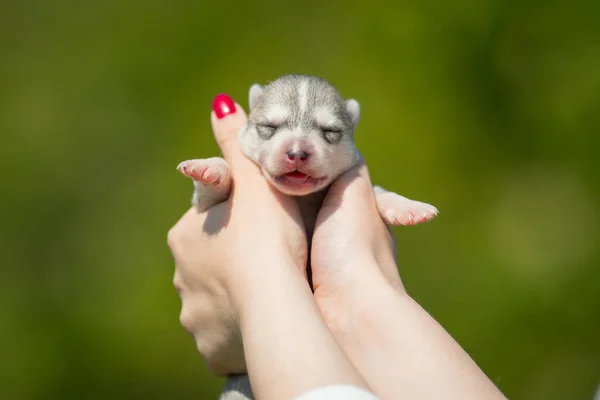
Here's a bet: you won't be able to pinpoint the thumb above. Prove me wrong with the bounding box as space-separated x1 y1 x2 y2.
210 94 256 173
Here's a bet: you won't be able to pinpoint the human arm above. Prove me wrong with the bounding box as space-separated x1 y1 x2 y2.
167 95 371 400
311 161 507 400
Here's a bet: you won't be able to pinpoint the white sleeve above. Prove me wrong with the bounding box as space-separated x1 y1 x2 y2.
293 385 380 400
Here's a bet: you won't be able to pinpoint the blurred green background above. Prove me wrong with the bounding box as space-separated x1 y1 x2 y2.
1 0 599 398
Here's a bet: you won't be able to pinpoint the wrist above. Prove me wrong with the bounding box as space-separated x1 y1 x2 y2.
229 254 307 317
232 257 370 399
346 255 407 304
316 257 406 343
325 277 413 388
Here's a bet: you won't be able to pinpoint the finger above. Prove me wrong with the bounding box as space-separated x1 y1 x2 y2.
385 224 399 263
167 206 210 255
210 94 257 173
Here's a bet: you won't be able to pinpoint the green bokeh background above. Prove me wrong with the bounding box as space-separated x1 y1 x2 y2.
1 0 599 399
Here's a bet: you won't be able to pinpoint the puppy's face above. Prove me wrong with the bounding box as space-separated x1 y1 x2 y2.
238 76 361 196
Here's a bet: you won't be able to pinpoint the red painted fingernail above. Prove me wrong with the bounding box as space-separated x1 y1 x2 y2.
212 94 236 119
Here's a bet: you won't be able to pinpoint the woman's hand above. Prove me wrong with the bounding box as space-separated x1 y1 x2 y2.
311 158 404 328
168 97 307 375
310 158 507 400
168 95 368 400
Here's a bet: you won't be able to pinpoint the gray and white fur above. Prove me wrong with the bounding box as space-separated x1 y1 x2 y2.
177 74 439 400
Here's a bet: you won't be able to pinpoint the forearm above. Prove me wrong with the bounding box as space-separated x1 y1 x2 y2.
334 274 507 400
233 259 370 400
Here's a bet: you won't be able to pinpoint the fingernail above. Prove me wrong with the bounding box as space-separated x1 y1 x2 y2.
212 94 236 119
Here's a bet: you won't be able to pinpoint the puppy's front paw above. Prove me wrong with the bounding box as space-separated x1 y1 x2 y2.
177 158 229 185
374 186 438 226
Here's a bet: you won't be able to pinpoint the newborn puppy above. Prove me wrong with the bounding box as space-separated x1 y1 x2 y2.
179 74 437 228
177 74 438 400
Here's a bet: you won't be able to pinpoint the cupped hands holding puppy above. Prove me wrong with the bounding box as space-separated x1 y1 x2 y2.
167 95 506 400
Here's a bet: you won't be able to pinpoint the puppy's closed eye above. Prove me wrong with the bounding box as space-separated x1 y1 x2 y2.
256 123 278 139
321 128 343 144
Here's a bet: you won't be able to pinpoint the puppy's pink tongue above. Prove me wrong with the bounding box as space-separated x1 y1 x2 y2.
285 171 309 181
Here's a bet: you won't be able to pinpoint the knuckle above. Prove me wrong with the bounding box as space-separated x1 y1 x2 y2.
198 343 246 377
172 272 183 295
167 227 181 249
195 339 212 361
203 359 230 377
179 307 195 333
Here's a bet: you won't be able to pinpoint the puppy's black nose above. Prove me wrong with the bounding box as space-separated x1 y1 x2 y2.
286 150 309 161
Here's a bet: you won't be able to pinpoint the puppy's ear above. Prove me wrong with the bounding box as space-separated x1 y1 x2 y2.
345 99 360 129
249 84 264 111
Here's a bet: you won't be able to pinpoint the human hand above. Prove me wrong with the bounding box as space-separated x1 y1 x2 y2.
167 96 307 375
310 159 507 400
311 158 404 328
170 96 369 400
